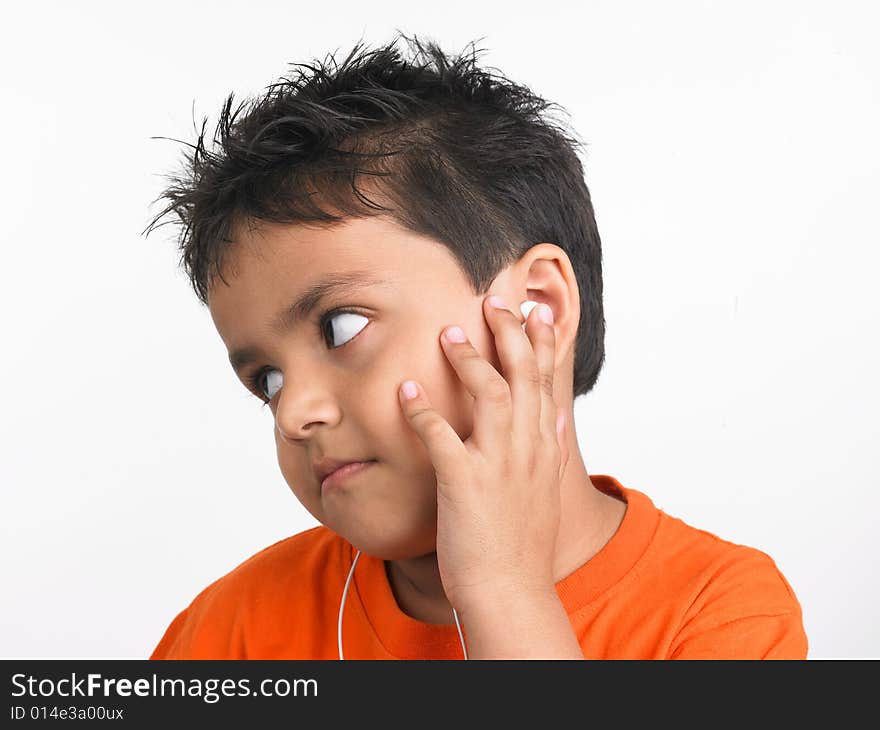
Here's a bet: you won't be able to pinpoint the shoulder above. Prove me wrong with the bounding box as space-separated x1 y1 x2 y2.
655 509 801 613
650 509 807 658
223 524 344 583
150 525 347 659
195 524 343 600
616 484 800 612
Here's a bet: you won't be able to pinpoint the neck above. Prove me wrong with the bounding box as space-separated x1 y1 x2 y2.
384 415 627 625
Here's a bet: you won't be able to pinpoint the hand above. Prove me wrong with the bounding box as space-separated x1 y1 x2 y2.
397 294 570 616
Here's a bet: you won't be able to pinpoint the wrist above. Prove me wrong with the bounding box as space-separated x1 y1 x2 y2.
454 581 559 624
452 583 582 660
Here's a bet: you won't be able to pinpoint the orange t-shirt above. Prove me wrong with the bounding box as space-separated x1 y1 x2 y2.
150 475 808 659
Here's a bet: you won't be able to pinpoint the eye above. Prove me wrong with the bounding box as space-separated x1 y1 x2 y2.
245 309 370 404
322 310 370 349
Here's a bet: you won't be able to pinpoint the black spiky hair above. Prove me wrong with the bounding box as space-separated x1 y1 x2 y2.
144 31 606 397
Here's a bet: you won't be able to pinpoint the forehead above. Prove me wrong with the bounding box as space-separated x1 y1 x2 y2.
207 215 470 346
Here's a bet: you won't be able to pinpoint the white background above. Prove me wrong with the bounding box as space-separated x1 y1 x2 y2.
1 0 877 659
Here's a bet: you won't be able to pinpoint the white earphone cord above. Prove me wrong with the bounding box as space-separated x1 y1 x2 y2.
338 549 468 660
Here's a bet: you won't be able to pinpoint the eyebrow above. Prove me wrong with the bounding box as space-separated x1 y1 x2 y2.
228 271 390 374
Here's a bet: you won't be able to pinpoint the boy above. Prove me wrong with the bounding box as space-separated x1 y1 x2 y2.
145 33 807 659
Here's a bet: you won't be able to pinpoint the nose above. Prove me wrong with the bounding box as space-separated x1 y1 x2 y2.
274 378 342 441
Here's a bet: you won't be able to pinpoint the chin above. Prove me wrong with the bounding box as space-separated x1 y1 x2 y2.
339 511 438 561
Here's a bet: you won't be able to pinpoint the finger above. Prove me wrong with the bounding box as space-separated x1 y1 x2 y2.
523 300 559 443
556 407 570 482
398 379 468 487
439 323 512 454
484 295 542 444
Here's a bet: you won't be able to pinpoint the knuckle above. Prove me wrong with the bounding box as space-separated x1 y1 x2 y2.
549 439 562 466
485 376 512 405
524 362 542 390
523 449 539 474
458 347 483 364
539 438 561 473
421 415 448 442
539 370 554 396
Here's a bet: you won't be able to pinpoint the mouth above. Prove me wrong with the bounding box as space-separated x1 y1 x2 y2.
320 460 377 493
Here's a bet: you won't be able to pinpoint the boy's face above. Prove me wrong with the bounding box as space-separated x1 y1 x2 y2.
208 215 510 560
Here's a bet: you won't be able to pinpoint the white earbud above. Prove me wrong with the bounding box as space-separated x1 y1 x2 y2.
519 300 541 329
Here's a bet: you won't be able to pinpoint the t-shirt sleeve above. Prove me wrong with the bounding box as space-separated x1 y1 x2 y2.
668 548 808 659
149 607 191 660
148 581 246 659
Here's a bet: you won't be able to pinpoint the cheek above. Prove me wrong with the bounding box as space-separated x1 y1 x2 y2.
390 320 488 445
469 316 503 375
273 430 324 516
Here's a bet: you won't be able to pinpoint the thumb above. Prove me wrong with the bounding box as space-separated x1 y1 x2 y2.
398 379 466 487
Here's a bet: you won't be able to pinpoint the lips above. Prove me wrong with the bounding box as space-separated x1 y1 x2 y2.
312 456 376 485
320 460 376 491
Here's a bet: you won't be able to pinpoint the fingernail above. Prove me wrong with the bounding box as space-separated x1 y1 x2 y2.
402 380 419 399
487 295 508 310
538 304 554 325
444 325 467 343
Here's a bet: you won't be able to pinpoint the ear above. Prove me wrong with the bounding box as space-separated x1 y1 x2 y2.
517 243 581 367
